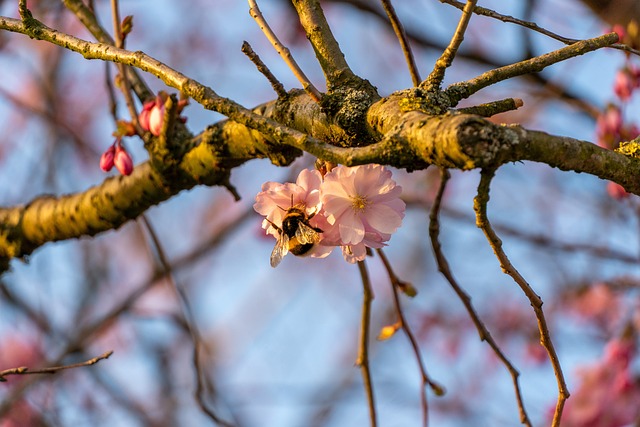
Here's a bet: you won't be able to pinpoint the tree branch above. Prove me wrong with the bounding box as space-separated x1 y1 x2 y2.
356 260 378 427
473 169 569 427
0 13 637 274
291 0 355 89
445 32 619 105
424 0 477 91
0 350 113 382
248 0 322 101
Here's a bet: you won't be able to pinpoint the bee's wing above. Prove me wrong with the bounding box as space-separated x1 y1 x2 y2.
296 222 321 244
270 233 289 268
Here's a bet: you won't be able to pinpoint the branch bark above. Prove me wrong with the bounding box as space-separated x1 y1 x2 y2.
1 12 638 272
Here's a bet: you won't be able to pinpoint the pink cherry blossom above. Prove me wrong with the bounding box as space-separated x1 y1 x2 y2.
613 66 640 102
253 169 332 259
254 169 322 237
614 70 634 101
321 164 405 247
568 283 622 330
560 338 640 427
254 165 405 264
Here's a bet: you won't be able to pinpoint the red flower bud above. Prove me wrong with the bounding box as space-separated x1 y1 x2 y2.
607 181 629 200
114 145 134 176
99 144 116 172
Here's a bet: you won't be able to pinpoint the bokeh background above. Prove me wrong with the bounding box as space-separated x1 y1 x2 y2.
0 0 639 426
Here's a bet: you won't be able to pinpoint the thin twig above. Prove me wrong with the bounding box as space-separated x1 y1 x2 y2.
290 0 355 89
439 0 640 57
380 0 420 86
241 40 288 98
445 32 618 106
320 0 599 117
423 0 477 91
140 215 235 427
18 0 29 20
62 0 152 101
455 98 523 117
403 195 640 265
428 168 531 426
473 168 569 427
248 0 322 102
376 249 444 427
0 351 113 382
110 0 142 130
356 260 378 427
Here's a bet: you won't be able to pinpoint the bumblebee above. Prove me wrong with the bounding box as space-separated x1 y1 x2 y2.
268 206 322 268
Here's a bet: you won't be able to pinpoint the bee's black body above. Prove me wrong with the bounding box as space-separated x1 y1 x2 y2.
281 208 321 256
268 205 323 267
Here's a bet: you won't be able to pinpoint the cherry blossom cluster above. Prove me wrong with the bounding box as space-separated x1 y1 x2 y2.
254 164 405 264
99 91 188 176
595 25 640 199
560 337 640 426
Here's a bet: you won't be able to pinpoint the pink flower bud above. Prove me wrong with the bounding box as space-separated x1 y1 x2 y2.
148 102 165 136
607 181 629 199
114 146 134 176
138 100 155 132
612 24 626 42
99 145 116 172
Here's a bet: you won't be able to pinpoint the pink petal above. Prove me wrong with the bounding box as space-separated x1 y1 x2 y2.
338 213 365 245
364 203 403 234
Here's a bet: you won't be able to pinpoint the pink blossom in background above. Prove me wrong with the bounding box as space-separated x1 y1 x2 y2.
567 283 623 330
611 24 626 42
560 338 640 427
0 335 45 427
613 69 635 102
596 104 623 149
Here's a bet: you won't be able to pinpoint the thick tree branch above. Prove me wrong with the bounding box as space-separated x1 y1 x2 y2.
1 13 637 272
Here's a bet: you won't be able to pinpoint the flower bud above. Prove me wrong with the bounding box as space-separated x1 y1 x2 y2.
607 181 629 200
138 100 155 132
114 145 134 176
148 102 165 136
377 324 400 341
99 144 116 172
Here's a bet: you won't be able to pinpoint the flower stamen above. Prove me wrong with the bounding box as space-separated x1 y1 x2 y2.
351 194 369 212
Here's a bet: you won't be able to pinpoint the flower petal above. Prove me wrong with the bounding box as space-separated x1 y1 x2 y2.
364 203 403 234
338 212 365 245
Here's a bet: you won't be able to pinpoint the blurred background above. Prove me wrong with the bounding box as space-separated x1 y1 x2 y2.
0 0 639 426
